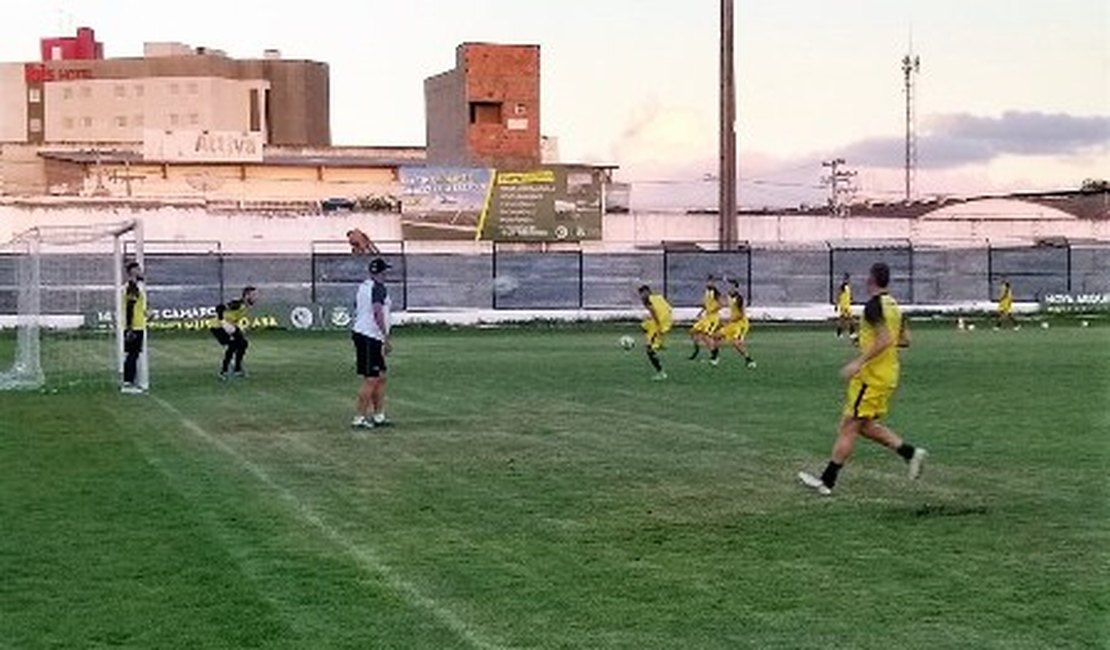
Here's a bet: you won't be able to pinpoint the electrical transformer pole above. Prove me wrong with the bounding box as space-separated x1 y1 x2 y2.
719 0 738 249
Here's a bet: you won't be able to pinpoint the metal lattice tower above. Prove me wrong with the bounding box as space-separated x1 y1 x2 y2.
902 51 921 203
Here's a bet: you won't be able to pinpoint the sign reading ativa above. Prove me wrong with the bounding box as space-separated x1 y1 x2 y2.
142 129 265 163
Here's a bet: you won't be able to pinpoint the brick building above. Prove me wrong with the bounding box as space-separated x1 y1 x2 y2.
425 43 541 169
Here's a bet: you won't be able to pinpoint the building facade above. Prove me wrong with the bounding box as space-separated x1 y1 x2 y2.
425 43 541 169
0 28 330 147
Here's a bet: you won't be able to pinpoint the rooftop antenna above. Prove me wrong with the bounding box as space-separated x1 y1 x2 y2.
902 26 921 203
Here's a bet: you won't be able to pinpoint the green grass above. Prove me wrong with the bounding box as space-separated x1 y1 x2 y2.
1 323 1107 649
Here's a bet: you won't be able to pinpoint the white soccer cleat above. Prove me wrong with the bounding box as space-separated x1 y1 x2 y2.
746 360 757 369
119 384 145 395
908 448 928 480
652 371 668 381
351 416 374 430
798 471 832 496
709 358 720 367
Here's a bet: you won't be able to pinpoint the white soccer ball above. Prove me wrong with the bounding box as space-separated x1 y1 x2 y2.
1041 321 1050 329
1081 320 1090 328
619 335 636 350
967 323 976 331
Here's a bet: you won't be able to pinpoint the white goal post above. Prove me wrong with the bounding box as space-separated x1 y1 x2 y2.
0 219 147 391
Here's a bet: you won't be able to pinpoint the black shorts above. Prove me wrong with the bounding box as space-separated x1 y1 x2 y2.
124 330 145 354
352 332 386 378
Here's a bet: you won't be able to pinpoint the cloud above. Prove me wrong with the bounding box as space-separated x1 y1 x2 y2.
837 111 1110 170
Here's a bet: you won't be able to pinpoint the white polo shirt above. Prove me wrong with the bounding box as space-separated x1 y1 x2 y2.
353 278 391 341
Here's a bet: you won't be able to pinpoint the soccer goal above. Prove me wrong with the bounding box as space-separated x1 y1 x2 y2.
0 220 147 391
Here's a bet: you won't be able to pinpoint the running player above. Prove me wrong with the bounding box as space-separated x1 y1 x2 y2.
212 286 257 379
995 279 1018 330
836 273 856 340
638 284 672 381
799 262 927 495
689 274 722 360
120 261 147 394
713 278 756 368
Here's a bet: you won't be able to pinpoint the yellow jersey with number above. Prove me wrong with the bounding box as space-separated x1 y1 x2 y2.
220 300 250 327
999 285 1013 312
857 293 902 389
702 288 721 317
728 292 747 325
647 294 673 331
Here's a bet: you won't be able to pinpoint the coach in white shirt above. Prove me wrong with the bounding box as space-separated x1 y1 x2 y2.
351 258 392 430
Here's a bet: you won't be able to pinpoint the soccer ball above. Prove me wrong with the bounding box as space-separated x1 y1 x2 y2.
967 323 976 331
1041 321 1050 329
1081 320 1090 328
619 335 636 350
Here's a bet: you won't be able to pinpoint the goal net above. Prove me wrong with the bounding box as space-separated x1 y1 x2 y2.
0 220 147 391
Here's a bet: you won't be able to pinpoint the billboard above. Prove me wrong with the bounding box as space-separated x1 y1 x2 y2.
143 129 265 163
400 166 602 241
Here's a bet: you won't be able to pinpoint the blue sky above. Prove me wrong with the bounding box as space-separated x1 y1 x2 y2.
2 0 1107 206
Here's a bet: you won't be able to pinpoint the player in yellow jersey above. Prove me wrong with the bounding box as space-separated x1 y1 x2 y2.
120 261 147 394
688 274 723 360
711 278 756 368
638 284 672 381
799 262 928 495
211 286 258 379
994 279 1018 330
835 272 856 340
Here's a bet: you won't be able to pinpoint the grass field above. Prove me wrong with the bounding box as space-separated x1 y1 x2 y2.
1 323 1107 649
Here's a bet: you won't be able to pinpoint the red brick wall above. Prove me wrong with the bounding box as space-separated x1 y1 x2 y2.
461 43 540 169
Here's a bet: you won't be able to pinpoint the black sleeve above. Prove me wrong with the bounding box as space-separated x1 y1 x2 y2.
215 303 226 318
863 296 884 326
371 282 387 305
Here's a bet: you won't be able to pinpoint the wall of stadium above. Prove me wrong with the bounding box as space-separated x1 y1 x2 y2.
0 197 1107 252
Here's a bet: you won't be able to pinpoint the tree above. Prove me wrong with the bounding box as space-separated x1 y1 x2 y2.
1080 178 1109 192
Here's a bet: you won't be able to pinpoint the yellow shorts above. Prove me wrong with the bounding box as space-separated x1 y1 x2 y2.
642 320 670 351
838 307 852 319
999 303 1012 315
843 377 895 420
719 320 750 342
691 316 721 336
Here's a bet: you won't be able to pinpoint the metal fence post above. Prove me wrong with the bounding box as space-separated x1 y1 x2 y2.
492 242 499 310
1066 243 1072 293
986 241 993 301
746 245 753 305
577 249 584 309
401 240 409 312
218 242 226 303
826 242 835 304
308 244 316 304
908 241 915 304
662 248 669 300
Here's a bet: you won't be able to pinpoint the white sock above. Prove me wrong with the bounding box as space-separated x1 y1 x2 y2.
373 412 386 423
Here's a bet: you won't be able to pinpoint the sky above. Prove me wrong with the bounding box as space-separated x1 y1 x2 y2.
2 0 1107 208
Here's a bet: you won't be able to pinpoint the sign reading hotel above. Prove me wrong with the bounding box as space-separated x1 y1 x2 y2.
24 64 93 83
399 166 602 242
142 129 265 163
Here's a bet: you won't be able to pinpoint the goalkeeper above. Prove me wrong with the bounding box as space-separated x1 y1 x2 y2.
211 286 257 379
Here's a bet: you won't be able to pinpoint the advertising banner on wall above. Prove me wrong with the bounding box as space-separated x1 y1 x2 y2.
400 166 602 242
142 129 265 163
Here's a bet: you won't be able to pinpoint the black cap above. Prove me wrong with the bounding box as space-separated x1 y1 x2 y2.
368 258 391 274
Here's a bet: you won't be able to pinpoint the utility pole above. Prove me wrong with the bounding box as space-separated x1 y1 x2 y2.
822 158 858 217
902 49 920 203
718 0 738 249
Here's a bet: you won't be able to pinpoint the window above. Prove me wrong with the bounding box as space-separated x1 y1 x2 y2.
134 84 144 98
170 113 179 126
29 118 42 133
188 113 199 126
82 116 92 128
186 81 198 94
50 45 62 61
469 101 503 125
63 117 74 129
249 89 260 131
80 86 91 98
115 115 127 128
63 87 73 100
133 114 144 127
114 84 125 98
169 82 180 95
28 88 41 103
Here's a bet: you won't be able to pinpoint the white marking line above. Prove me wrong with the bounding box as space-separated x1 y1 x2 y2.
150 395 504 650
